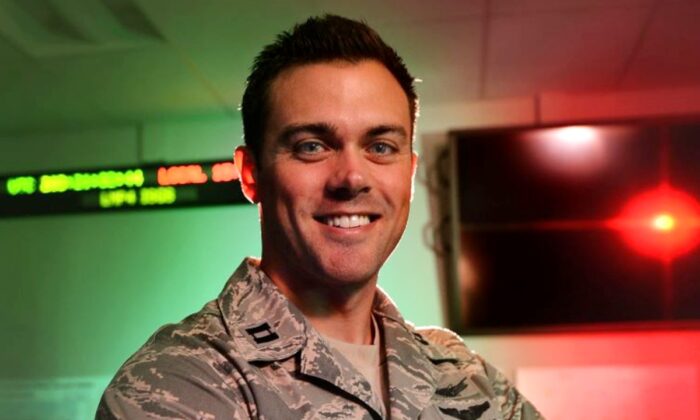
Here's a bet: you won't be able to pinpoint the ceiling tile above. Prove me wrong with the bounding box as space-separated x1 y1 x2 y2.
311 0 484 24
492 0 654 15
6 0 699 134
138 1 484 112
621 2 700 89
134 0 321 115
485 7 649 98
0 46 212 132
378 18 483 104
0 34 30 82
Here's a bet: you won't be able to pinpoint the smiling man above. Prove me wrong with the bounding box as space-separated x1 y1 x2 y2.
97 15 541 420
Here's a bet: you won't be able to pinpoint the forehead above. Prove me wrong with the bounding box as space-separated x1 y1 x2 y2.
265 60 411 135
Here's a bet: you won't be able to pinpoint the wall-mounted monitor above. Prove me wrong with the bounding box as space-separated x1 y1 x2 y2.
448 121 700 334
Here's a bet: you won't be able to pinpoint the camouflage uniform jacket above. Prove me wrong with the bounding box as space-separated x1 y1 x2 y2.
97 258 542 419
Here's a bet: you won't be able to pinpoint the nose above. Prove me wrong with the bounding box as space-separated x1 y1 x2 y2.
326 148 370 200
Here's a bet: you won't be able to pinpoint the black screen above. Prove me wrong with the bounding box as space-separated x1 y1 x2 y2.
453 122 700 333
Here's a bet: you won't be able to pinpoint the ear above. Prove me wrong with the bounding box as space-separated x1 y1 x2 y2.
234 146 260 203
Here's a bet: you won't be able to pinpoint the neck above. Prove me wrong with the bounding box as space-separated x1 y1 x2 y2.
260 258 377 345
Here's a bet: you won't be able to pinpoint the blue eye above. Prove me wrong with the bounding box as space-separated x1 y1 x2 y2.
368 142 395 155
295 141 325 154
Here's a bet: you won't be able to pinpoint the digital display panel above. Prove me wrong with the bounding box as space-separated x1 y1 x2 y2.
1 160 248 217
450 122 700 333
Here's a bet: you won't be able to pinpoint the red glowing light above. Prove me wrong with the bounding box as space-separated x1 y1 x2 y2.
157 165 208 186
212 162 238 182
652 213 675 232
609 185 700 261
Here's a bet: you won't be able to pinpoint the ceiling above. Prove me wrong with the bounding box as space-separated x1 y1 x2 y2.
0 0 699 134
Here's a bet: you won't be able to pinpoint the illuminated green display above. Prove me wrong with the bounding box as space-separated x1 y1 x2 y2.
99 187 177 208
7 169 144 196
1 160 247 217
7 176 36 195
38 169 144 194
139 187 177 206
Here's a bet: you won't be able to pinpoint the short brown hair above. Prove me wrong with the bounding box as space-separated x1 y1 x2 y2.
241 14 418 161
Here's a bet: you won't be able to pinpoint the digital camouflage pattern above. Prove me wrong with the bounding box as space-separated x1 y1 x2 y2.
97 259 542 419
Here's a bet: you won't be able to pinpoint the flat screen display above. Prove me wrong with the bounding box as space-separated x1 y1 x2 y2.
0 159 248 217
451 122 700 333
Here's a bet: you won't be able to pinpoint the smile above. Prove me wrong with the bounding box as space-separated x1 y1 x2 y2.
317 214 376 228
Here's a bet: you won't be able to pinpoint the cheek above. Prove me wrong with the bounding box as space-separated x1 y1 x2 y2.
269 167 322 212
379 168 414 206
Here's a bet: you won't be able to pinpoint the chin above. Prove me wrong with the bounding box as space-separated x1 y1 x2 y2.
315 258 380 286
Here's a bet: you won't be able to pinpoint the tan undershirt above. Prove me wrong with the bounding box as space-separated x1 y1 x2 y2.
322 316 389 418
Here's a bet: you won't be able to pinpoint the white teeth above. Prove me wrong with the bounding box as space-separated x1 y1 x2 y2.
324 215 371 228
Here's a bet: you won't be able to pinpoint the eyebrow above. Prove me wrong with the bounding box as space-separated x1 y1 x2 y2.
278 122 338 143
366 124 408 140
279 123 408 143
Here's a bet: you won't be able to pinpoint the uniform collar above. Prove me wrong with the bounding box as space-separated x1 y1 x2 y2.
373 287 460 418
373 287 461 363
216 259 386 416
217 258 457 417
217 258 307 362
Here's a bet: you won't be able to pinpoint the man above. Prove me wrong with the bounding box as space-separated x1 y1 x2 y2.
97 15 541 419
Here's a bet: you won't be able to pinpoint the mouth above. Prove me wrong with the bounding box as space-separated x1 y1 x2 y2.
314 214 380 229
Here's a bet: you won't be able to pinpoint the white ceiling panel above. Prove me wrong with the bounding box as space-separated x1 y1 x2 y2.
621 2 700 89
492 0 654 15
0 32 29 81
2 1 700 134
312 0 484 24
0 46 213 132
137 0 485 114
485 7 649 98
377 17 483 104
0 0 163 58
135 0 321 114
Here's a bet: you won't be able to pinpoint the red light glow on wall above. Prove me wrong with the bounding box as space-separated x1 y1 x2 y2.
608 184 700 261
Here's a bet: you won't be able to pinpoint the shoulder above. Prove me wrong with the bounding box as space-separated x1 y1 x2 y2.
413 326 469 352
412 325 482 364
116 300 238 380
97 303 252 419
410 326 544 419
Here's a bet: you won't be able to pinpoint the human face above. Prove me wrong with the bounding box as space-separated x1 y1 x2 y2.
252 60 417 289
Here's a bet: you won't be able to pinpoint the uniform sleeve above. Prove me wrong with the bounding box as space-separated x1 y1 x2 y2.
95 352 256 420
478 358 543 420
